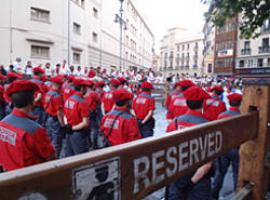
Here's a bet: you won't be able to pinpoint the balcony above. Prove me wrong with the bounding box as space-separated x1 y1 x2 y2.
241 48 251 55
259 46 270 53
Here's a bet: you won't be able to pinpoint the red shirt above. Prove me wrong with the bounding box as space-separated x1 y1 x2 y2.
64 92 89 126
166 94 188 119
100 107 142 146
165 90 182 108
85 90 99 112
203 95 227 121
167 109 208 132
62 85 76 103
31 78 46 107
0 109 55 171
132 92 155 120
44 89 64 117
102 89 116 113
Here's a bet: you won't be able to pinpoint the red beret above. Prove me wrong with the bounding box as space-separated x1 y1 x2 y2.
183 86 210 101
7 72 23 79
211 86 224 92
179 80 196 88
73 78 88 86
0 74 6 80
113 89 133 101
85 80 95 87
110 79 121 86
141 81 154 90
68 75 75 82
6 80 39 98
228 93 242 102
33 67 45 74
118 77 127 84
51 76 64 85
96 81 106 87
41 75 48 82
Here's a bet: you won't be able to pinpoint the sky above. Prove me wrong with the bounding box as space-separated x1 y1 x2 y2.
133 0 208 49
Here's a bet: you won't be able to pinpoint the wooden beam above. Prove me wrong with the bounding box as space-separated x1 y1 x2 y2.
0 113 258 200
238 83 270 200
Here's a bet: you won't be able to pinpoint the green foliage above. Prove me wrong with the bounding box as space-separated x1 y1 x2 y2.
203 0 270 39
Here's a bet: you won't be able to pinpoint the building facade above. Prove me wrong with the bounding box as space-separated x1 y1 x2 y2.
202 19 215 76
160 28 204 77
0 0 154 71
214 17 238 76
236 18 270 77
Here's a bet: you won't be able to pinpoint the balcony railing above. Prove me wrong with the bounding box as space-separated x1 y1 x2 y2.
241 48 251 55
259 46 270 53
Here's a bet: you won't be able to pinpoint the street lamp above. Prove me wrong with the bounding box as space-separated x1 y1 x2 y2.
114 0 127 72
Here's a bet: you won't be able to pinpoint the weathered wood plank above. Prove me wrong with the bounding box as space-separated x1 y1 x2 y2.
0 112 258 200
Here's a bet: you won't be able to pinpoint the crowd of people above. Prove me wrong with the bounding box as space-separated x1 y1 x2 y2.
0 60 244 200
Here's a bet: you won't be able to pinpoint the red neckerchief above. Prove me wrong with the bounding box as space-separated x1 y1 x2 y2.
185 109 204 118
229 107 240 112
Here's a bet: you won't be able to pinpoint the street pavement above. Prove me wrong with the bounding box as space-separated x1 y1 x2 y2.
144 103 235 200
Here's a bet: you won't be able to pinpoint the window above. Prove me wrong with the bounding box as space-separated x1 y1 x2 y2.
262 38 269 47
31 7 50 23
73 23 81 35
73 52 81 64
239 60 245 68
258 58 264 67
244 41 250 49
93 7 98 18
92 32 98 43
182 45 185 50
31 45 50 58
187 44 190 50
248 59 254 67
268 58 270 66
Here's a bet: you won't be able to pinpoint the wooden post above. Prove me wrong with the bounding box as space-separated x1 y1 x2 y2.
238 80 270 199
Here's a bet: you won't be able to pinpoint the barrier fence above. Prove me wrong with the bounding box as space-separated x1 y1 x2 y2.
0 81 269 200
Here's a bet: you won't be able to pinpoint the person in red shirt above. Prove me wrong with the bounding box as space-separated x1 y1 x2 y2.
166 86 212 200
101 79 121 115
62 76 76 103
0 74 7 120
64 78 90 157
166 80 195 121
212 93 242 199
132 81 155 138
203 85 227 121
31 67 47 125
84 80 100 149
165 81 182 109
44 76 65 158
0 80 55 171
100 89 141 146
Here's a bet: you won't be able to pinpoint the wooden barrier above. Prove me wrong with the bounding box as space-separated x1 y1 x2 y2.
0 112 258 200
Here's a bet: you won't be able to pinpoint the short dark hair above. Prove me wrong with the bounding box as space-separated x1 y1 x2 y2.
181 86 191 92
214 90 223 96
115 100 129 107
229 100 241 107
74 85 82 92
186 100 204 110
111 84 119 89
11 91 34 108
142 88 151 92
33 71 41 76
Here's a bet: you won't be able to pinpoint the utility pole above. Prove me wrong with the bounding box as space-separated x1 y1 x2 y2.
67 0 71 67
114 0 127 72
9 0 13 64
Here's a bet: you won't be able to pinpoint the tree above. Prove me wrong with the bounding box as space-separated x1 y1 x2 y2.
203 0 270 38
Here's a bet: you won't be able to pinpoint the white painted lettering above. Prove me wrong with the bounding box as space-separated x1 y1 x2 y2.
189 139 199 166
208 132 215 157
166 147 177 178
215 131 223 153
152 150 165 185
179 142 189 171
133 156 150 194
199 136 208 160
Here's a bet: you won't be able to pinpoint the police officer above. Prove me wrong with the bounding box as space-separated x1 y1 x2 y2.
100 89 142 146
132 81 156 138
31 66 46 125
44 76 65 158
203 85 227 121
0 80 56 171
84 80 100 149
166 80 195 121
64 78 89 157
166 86 212 200
211 93 242 199
101 79 121 115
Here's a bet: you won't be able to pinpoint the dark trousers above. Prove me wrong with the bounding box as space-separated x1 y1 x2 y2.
45 116 63 158
138 118 155 138
166 174 211 200
0 104 6 120
65 129 89 157
32 106 45 125
89 111 99 149
211 149 239 198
